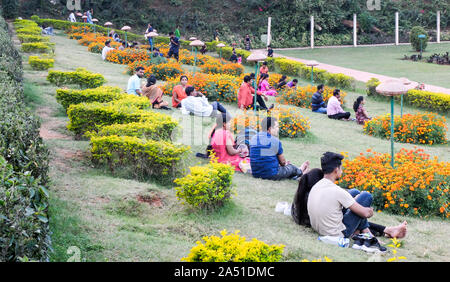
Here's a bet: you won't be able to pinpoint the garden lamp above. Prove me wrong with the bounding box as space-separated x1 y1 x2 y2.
189 39 205 76
121 26 132 46
376 80 409 168
189 37 197 53
217 43 226 62
306 60 319 85
147 31 159 63
246 51 268 113
398 77 416 117
418 34 426 58
104 22 113 37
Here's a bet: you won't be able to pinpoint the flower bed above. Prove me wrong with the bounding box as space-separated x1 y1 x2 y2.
200 62 244 77
277 85 347 109
363 113 447 145
339 148 450 218
232 106 311 138
182 230 285 262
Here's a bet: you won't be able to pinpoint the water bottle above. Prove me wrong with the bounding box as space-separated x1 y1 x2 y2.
318 236 350 248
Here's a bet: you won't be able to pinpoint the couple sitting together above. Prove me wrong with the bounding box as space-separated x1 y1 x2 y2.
291 152 408 253
208 115 310 181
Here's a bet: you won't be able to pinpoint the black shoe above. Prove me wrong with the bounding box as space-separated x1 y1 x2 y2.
160 106 172 110
362 237 387 254
351 235 364 250
268 104 275 110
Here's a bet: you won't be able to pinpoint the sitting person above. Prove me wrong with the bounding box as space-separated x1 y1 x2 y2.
249 117 310 181
307 152 408 252
267 46 274 58
102 40 115 60
327 89 351 120
172 75 189 108
259 62 269 75
353 96 371 125
291 168 324 227
209 113 249 172
311 84 327 114
286 79 298 89
181 86 228 117
200 45 207 55
258 73 278 97
141 75 170 110
238 75 273 111
229 49 238 63
127 67 145 96
276 75 288 90
237 56 242 64
109 29 120 42
118 41 126 51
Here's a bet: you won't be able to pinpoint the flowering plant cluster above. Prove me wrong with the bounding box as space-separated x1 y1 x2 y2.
277 85 347 109
182 230 285 262
339 148 450 218
363 113 447 145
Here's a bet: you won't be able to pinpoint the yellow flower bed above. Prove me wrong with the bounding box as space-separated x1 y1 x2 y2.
277 85 347 109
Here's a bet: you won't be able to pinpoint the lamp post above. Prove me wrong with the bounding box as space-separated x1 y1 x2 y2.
246 51 268 113
306 60 319 85
189 37 197 54
190 40 205 76
217 43 225 62
376 80 409 168
398 77 415 117
121 26 131 47
418 34 426 59
104 22 113 37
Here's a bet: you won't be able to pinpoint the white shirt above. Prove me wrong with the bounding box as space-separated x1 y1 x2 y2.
69 13 76 23
181 96 213 117
102 46 114 60
127 74 142 95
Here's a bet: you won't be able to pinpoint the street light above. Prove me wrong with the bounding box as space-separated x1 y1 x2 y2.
398 77 416 117
189 37 197 53
104 22 113 37
418 34 426 59
121 26 132 47
376 80 409 168
306 60 319 85
217 43 226 62
147 31 159 63
246 51 268 113
190 39 205 76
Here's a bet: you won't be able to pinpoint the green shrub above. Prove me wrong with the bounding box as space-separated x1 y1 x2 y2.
92 121 178 141
1 0 19 19
55 86 123 110
16 26 41 36
410 26 428 52
47 68 106 88
17 34 48 43
404 89 450 113
21 42 54 53
90 135 190 181
366 77 382 96
275 58 305 76
28 56 54 70
175 161 235 211
182 229 285 262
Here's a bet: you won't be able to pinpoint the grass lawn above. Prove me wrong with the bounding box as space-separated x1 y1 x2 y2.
19 30 450 262
276 43 450 89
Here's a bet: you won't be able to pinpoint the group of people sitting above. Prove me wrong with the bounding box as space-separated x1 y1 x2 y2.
311 84 371 124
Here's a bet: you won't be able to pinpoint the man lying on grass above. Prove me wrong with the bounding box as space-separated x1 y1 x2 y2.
307 152 408 253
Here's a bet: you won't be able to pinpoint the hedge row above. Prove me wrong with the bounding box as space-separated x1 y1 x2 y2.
47 67 106 89
14 20 54 53
0 15 50 262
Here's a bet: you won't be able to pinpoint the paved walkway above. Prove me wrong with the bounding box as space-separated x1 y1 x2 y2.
268 49 450 95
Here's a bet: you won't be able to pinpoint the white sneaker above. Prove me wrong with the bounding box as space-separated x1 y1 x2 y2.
275 202 289 213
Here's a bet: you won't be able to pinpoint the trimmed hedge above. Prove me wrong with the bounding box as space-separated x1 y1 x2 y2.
17 34 49 43
92 121 178 142
28 56 54 70
47 68 106 89
56 86 123 110
21 42 54 53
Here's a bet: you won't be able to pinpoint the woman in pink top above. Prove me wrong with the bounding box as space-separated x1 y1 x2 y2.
210 113 249 172
258 73 278 97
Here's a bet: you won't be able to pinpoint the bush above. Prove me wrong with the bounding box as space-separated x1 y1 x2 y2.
16 26 41 36
366 77 381 96
105 48 150 65
55 86 124 110
175 161 235 210
363 113 447 145
182 230 285 262
1 0 19 19
339 148 450 218
17 34 49 43
90 135 189 180
92 121 178 141
404 89 450 113
146 61 184 81
277 85 347 109
28 56 54 70
21 42 53 53
201 62 244 77
47 68 106 89
275 58 305 76
410 26 428 52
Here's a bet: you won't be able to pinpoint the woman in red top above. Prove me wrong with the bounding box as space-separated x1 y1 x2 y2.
259 61 269 75
172 75 189 108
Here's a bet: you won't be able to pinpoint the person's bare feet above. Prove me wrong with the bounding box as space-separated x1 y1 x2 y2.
385 221 408 239
300 161 310 174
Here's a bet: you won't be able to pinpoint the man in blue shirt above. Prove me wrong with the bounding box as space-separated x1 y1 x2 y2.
167 32 180 62
311 84 327 114
127 67 145 96
250 117 310 181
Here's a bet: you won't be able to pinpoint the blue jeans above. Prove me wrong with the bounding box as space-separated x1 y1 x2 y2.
312 107 327 114
148 37 153 49
342 189 373 238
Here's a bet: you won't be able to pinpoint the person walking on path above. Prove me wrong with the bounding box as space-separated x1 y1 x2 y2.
167 32 180 62
244 34 251 51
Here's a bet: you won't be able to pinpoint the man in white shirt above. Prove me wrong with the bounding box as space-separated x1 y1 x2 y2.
307 152 407 252
127 67 145 96
69 12 76 23
102 40 115 61
181 86 227 117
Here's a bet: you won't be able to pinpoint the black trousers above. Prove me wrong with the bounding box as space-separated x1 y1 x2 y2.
245 95 268 111
267 164 303 181
328 112 351 120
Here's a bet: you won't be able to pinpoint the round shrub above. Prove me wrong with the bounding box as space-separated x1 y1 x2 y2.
363 113 447 145
410 26 428 52
182 230 285 262
28 56 54 71
174 161 235 211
